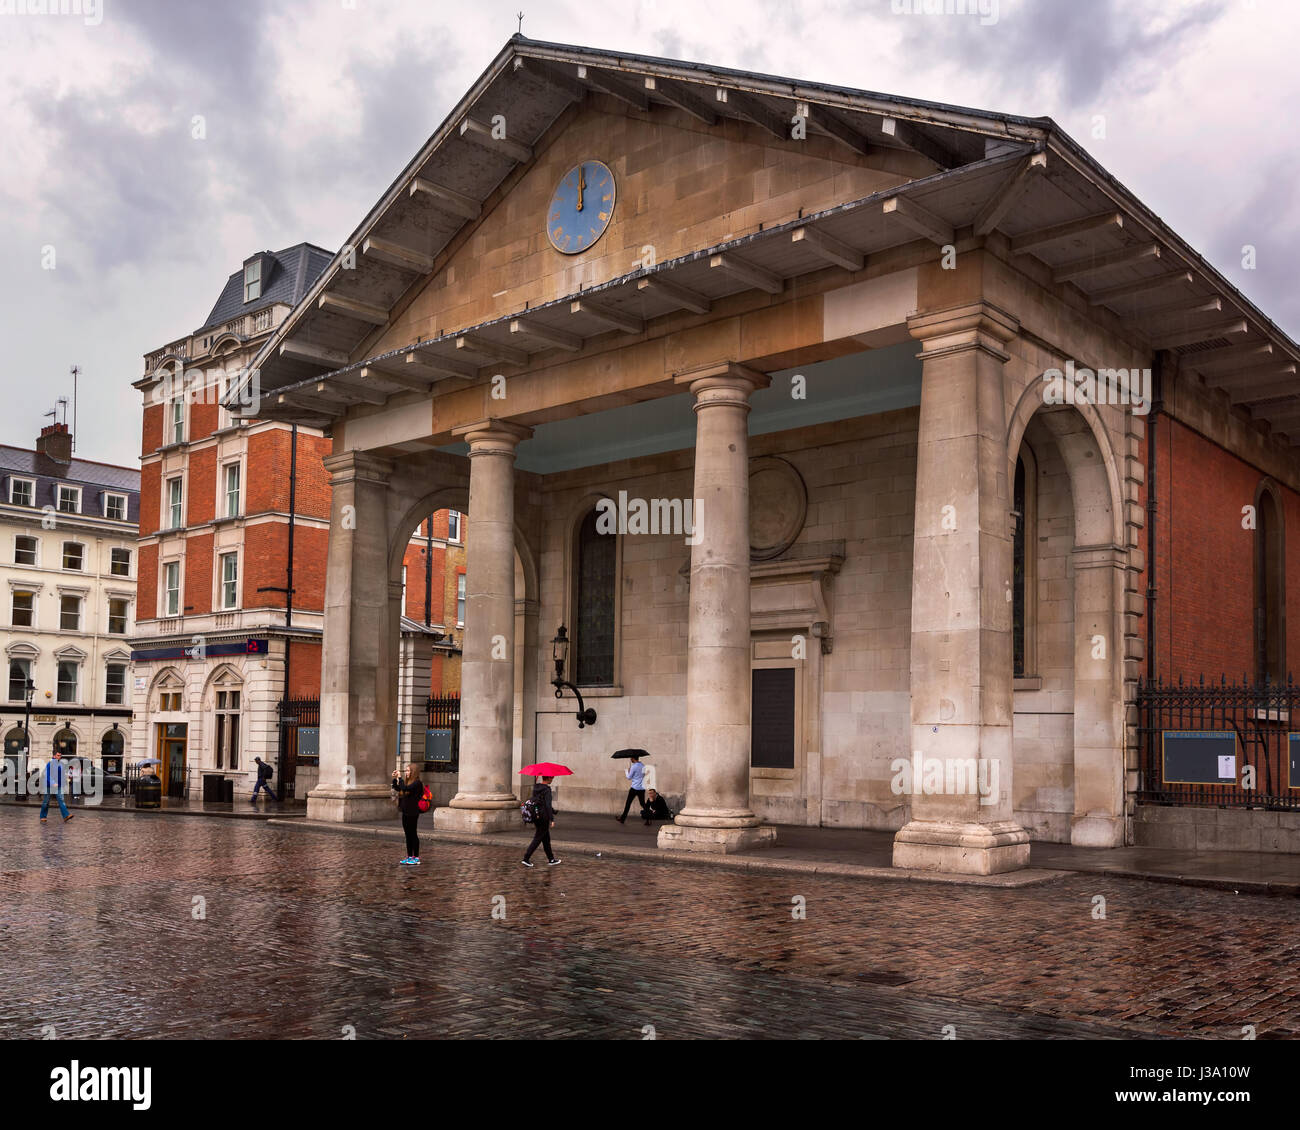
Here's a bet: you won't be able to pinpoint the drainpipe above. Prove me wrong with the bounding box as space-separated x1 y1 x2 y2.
1145 354 1163 678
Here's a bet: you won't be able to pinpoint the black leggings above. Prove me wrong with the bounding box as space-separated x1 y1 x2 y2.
620 788 645 819
402 812 420 858
524 823 554 863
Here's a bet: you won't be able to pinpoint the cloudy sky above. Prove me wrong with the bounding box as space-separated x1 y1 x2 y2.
1 0 1295 469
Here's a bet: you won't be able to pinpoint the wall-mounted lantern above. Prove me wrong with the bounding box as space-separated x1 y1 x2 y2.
551 625 596 728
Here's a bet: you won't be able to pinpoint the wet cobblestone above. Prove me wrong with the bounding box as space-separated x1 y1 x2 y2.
2 808 1298 1039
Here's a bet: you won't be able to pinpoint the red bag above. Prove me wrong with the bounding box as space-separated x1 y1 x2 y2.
417 784 433 813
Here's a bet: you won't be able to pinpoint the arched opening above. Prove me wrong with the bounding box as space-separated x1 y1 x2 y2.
1254 482 1285 683
1007 383 1126 848
3 726 27 783
100 726 125 775
386 493 538 808
205 666 244 771
53 728 78 757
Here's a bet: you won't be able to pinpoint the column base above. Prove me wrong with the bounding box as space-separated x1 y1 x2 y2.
432 805 519 834
1070 813 1125 848
892 819 1030 875
306 785 394 824
658 821 777 854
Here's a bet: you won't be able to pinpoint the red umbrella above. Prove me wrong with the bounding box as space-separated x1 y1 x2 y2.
520 762 573 776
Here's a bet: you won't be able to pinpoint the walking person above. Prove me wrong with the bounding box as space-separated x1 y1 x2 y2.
616 753 646 823
39 750 73 825
391 763 427 865
521 775 561 867
250 756 278 804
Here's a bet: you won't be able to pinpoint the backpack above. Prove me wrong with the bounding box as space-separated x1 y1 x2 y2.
264 764 274 780
521 797 541 825
417 784 433 813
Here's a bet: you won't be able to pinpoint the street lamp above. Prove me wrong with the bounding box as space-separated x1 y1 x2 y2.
550 625 596 728
21 676 34 770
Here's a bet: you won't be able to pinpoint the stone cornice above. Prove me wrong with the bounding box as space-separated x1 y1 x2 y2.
908 301 1020 364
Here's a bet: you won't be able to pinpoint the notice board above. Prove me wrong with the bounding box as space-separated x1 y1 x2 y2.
751 667 795 769
1161 730 1238 784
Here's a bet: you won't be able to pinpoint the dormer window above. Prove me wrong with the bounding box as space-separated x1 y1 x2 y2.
244 258 262 303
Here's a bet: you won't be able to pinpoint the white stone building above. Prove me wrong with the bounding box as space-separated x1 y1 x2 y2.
1 423 138 778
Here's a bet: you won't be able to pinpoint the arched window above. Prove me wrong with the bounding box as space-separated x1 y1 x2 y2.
574 508 617 686
1254 483 1286 683
210 668 242 770
1012 449 1038 679
53 728 77 757
4 726 26 758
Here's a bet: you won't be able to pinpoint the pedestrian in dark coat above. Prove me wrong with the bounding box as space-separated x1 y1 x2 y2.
250 757 279 804
521 776 561 867
391 764 425 865
640 788 673 826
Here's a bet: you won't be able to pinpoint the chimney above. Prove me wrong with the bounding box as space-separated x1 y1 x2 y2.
36 422 72 463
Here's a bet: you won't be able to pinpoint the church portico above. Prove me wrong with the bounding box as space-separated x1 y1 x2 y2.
232 36 1298 870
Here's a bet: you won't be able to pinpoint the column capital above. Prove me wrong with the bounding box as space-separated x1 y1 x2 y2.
673 360 771 405
452 418 534 454
907 301 1020 363
322 449 396 483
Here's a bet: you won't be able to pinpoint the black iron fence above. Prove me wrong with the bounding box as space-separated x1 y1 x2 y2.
425 693 460 773
1135 676 1300 810
277 696 321 800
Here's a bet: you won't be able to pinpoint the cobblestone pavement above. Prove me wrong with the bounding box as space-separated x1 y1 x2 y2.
3 807 1298 1040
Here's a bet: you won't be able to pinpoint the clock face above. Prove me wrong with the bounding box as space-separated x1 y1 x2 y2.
547 160 615 254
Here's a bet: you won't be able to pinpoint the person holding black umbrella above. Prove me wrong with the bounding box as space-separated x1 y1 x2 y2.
615 750 647 823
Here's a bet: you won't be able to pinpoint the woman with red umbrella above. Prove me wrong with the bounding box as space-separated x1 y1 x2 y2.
520 762 569 868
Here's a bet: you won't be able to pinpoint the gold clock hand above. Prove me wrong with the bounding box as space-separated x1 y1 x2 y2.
577 165 585 212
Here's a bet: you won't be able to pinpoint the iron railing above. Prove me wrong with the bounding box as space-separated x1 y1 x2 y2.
425 693 460 773
1135 675 1300 810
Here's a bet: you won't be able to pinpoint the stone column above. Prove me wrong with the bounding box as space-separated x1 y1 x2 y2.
1070 545 1127 846
659 361 776 854
307 450 397 823
434 420 532 833
893 303 1031 874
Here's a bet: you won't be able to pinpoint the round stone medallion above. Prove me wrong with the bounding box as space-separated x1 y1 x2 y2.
749 456 807 560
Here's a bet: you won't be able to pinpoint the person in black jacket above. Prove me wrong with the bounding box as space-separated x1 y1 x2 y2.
391 764 425 865
640 788 673 826
250 757 278 804
521 776 561 867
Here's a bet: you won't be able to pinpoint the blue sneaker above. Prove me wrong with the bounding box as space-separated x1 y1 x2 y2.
409 857 421 865
398 856 412 865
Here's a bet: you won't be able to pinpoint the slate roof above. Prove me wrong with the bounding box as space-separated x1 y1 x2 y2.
199 243 333 333
0 445 140 525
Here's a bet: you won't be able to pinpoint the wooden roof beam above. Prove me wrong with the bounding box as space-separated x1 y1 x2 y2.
1190 342 1274 373
1010 211 1125 256
570 299 644 335
880 116 960 170
512 57 586 102
1053 243 1161 285
1207 361 1298 391
973 151 1047 237
510 319 583 353
794 101 870 155
644 76 716 124
709 252 783 294
1232 371 1300 405
277 389 344 415
576 64 649 111
791 226 864 272
636 276 711 315
715 88 789 140
312 380 387 406
882 194 954 247
1137 295 1221 320
455 334 528 367
279 340 349 367
1089 269 1192 307
317 292 389 326
457 116 532 164
362 236 434 274
409 177 481 220
1151 318 1249 351
355 365 434 393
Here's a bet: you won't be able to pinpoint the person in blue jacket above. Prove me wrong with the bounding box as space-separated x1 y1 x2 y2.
40 750 74 824
617 754 646 823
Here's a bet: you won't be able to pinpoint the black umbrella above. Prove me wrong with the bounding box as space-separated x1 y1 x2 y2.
611 749 649 759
